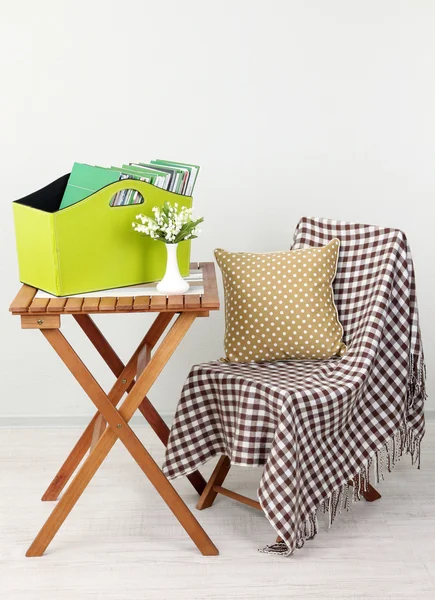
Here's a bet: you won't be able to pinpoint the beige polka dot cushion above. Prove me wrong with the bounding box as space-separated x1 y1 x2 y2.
214 239 346 363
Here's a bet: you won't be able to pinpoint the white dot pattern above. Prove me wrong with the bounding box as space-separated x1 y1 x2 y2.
215 239 346 363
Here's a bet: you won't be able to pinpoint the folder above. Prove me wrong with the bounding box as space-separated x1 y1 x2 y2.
151 160 200 196
59 163 120 209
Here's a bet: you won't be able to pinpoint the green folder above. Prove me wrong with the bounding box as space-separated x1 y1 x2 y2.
59 163 120 210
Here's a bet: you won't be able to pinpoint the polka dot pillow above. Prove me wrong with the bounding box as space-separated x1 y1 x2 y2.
214 239 346 363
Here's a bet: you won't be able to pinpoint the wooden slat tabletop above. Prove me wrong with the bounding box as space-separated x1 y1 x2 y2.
82 297 100 312
9 262 219 316
10 285 37 313
133 296 150 311
199 262 219 309
99 297 117 312
150 295 167 310
47 298 67 312
29 298 50 313
184 294 202 309
167 295 184 310
116 297 134 311
64 298 84 313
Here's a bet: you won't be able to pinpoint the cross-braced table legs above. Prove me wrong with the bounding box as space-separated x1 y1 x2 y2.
42 313 206 501
29 312 218 557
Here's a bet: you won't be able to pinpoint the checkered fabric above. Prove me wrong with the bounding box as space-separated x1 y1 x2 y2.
162 217 426 554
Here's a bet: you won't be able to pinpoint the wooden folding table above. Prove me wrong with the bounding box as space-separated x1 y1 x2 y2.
9 262 220 557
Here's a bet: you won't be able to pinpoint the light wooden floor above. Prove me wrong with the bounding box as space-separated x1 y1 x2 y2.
0 423 434 600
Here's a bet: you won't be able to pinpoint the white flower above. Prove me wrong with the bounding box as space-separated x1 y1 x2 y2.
132 201 203 244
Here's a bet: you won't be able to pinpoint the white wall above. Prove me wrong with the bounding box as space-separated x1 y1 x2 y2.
0 0 433 422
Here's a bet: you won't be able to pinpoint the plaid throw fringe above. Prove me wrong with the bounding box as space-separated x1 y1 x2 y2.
260 419 424 556
163 218 427 556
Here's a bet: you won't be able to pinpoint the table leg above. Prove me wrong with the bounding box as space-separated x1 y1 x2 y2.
27 313 218 557
138 396 206 495
136 335 206 495
90 414 107 452
41 328 150 501
78 312 206 493
41 312 200 501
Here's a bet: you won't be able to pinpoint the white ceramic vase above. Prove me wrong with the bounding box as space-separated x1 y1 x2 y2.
156 243 190 295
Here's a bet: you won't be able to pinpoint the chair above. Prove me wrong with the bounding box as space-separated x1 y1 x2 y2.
163 218 426 554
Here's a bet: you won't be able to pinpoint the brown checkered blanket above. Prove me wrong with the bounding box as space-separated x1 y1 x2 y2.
162 218 426 555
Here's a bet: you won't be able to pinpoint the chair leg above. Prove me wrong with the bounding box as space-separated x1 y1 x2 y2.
196 455 231 510
348 479 382 503
362 483 382 502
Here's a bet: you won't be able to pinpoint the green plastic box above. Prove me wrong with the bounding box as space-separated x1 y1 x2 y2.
12 174 192 296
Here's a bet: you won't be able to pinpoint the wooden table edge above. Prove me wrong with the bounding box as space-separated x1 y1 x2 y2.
10 262 220 315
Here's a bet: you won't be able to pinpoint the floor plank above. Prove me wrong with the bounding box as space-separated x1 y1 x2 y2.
0 423 434 600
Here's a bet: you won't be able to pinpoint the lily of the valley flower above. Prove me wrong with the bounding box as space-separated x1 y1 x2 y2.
132 202 203 244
